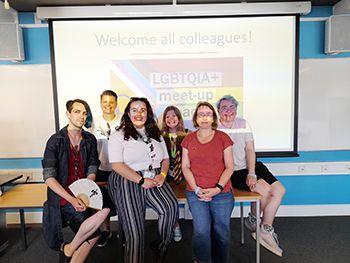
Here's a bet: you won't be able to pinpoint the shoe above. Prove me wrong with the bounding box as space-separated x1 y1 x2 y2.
244 212 257 232
150 240 167 263
97 231 112 247
156 248 167 263
173 226 182 242
251 224 283 257
59 242 71 263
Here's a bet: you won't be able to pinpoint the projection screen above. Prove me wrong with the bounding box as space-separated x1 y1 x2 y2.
50 15 298 156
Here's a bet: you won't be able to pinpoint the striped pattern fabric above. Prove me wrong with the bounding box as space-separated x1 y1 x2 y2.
108 170 178 263
173 149 183 184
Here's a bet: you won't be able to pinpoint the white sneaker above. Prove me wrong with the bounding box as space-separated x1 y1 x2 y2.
244 212 257 232
173 226 182 242
252 224 283 257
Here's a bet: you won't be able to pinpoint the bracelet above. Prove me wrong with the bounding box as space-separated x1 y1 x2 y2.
195 186 201 195
138 177 145 186
248 173 257 178
215 183 224 192
160 171 167 178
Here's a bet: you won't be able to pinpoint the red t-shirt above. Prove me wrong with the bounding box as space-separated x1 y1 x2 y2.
181 130 233 192
60 145 85 206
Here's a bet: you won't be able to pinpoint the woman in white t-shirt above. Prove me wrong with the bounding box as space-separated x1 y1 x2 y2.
108 97 178 263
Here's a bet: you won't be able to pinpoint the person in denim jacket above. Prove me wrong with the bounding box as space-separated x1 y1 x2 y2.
42 99 109 262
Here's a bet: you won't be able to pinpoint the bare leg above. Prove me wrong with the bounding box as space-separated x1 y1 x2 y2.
250 179 271 217
70 236 98 263
261 182 285 225
64 208 110 259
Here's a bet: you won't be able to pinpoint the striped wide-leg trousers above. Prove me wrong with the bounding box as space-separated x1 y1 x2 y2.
108 171 178 263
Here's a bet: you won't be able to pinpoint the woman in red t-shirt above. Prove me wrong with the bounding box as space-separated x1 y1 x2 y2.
181 101 234 263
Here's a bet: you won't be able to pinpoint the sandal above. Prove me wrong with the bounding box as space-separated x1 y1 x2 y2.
59 242 72 263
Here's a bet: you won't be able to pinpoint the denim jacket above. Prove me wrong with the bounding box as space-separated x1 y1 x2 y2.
41 126 99 249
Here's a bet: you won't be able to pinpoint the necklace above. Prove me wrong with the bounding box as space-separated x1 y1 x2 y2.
68 130 82 148
168 133 177 158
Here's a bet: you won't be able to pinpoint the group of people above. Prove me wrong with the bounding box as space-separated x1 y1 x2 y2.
42 92 285 263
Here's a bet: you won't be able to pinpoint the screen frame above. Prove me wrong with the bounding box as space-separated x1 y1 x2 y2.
48 14 300 158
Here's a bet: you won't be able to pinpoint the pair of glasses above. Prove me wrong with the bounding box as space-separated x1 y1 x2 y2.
130 107 147 115
197 112 213 118
220 105 236 112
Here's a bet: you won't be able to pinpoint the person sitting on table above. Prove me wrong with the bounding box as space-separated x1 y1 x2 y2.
108 97 178 263
91 90 120 247
42 99 110 263
216 95 286 257
181 101 234 263
160 105 191 242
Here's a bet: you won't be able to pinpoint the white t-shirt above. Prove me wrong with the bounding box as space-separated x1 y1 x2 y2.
92 115 120 171
218 117 254 171
108 128 169 172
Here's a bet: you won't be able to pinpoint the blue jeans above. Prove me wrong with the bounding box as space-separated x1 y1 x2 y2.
187 191 234 263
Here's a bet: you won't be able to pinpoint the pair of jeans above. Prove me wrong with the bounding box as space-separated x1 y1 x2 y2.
187 191 234 263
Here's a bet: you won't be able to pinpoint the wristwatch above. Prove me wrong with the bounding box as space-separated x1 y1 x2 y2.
215 183 224 191
138 177 145 186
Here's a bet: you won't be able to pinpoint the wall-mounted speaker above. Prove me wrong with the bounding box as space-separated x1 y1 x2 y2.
0 23 25 61
333 0 350 15
325 15 350 54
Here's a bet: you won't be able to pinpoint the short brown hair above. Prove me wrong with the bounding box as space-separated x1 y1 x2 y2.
100 90 118 101
192 101 218 129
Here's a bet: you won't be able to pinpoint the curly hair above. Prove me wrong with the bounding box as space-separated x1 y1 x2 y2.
117 97 161 142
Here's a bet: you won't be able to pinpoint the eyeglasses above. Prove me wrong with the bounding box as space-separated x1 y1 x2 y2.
130 107 147 115
197 112 213 118
220 105 236 112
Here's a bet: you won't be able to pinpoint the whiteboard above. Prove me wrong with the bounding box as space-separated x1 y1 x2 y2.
0 64 55 158
299 58 350 151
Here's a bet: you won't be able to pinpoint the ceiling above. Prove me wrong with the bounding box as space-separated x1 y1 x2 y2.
2 0 342 12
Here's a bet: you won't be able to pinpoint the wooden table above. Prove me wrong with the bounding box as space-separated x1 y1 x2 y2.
170 182 262 263
0 183 47 249
0 174 23 196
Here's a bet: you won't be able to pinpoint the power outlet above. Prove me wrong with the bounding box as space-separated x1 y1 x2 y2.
346 165 350 172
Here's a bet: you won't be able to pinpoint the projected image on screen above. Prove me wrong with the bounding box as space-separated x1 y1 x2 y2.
110 57 243 127
51 15 297 155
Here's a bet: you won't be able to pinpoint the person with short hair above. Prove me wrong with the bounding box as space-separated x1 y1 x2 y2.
108 97 178 263
216 95 286 257
42 99 110 263
181 101 234 263
91 90 120 247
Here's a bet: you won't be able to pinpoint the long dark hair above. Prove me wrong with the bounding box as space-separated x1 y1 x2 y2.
117 97 161 142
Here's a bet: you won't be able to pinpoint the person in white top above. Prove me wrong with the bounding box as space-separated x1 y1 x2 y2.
92 90 120 247
108 97 178 263
217 95 286 257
